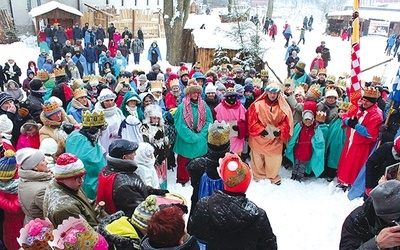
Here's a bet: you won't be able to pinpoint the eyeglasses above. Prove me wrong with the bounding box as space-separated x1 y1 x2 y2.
75 175 85 182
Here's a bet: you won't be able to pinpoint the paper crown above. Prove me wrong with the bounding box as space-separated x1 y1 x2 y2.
310 69 318 75
178 66 189 77
225 87 238 96
295 61 306 71
53 67 65 77
307 84 321 99
337 80 347 90
326 75 336 83
118 77 130 84
233 64 241 70
169 79 179 88
363 87 380 98
208 120 230 146
372 75 382 83
341 72 351 79
220 64 228 69
294 86 305 96
34 70 49 81
318 68 327 75
260 69 269 77
284 78 294 85
73 88 87 99
82 110 106 127
49 216 102 250
82 75 90 82
98 76 106 83
315 111 327 123
298 82 308 92
150 80 164 92
252 78 262 87
42 101 61 117
194 61 201 68
48 73 55 79
17 218 54 250
338 101 351 111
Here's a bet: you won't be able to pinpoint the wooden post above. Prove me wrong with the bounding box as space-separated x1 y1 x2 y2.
132 9 135 36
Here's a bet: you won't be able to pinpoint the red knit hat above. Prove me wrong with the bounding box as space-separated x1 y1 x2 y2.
53 153 86 180
218 153 252 193
394 136 400 153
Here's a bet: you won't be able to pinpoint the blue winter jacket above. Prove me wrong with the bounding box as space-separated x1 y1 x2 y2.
84 47 97 63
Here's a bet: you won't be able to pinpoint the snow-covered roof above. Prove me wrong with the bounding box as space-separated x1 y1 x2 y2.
328 9 400 22
29 1 83 17
192 25 241 50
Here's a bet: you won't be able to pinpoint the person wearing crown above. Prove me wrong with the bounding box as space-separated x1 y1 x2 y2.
312 68 327 86
248 81 293 185
285 110 325 181
337 87 383 189
173 78 213 185
189 61 203 79
65 110 107 200
317 86 339 125
214 87 247 154
67 88 93 123
290 61 312 87
150 80 167 112
286 84 307 124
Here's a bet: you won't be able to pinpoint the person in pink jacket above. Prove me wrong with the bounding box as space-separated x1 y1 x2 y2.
214 87 247 154
0 150 24 250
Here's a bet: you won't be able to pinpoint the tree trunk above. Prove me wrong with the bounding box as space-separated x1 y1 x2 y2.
267 0 274 19
163 0 191 66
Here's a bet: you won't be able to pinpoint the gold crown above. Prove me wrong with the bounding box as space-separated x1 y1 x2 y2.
372 75 382 83
81 110 106 127
327 85 343 98
307 84 321 99
225 87 237 94
151 80 164 91
233 64 241 70
208 120 230 146
298 82 308 92
363 87 380 99
284 78 294 85
337 80 347 90
98 76 106 83
169 79 179 88
48 73 55 79
73 88 87 99
42 101 60 115
341 72 350 79
82 75 90 82
118 76 130 84
194 61 201 68
326 75 336 83
54 67 66 77
310 69 318 75
318 68 327 75
338 101 351 111
261 69 269 77
221 64 228 69
294 86 305 95
315 111 327 123
252 78 262 87
35 70 49 81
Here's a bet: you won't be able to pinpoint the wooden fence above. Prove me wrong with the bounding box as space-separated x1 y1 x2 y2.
81 7 164 39
0 9 18 44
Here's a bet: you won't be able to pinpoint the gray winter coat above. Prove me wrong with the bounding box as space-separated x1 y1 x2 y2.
18 169 52 225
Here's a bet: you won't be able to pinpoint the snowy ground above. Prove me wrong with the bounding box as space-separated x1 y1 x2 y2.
2 12 400 250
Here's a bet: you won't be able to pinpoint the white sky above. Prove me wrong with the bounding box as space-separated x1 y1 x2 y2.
2 10 399 250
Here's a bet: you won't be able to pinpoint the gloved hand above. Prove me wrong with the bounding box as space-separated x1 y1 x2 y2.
61 122 75 134
18 107 29 118
347 117 358 129
232 125 239 131
380 124 388 133
260 130 268 137
273 130 281 137
149 188 169 196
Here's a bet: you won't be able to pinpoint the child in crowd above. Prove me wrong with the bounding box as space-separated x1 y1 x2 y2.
135 142 160 188
16 120 42 150
285 110 325 181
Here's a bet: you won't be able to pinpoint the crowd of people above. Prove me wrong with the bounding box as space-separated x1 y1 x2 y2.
1 17 400 249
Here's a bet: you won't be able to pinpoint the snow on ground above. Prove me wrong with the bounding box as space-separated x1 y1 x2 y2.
1 10 400 250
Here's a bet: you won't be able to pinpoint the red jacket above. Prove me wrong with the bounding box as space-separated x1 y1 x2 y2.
165 92 179 110
310 58 324 71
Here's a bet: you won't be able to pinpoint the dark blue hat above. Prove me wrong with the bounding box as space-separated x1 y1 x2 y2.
109 139 139 159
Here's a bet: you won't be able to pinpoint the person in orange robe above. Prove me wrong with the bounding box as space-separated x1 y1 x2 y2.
247 81 293 185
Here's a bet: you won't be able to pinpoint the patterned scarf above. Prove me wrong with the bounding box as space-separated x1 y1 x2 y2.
0 178 19 194
183 95 206 133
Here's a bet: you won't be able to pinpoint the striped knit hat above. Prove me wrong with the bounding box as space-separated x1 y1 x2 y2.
0 150 17 181
53 153 86 180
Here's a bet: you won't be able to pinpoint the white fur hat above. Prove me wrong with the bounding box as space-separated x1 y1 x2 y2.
98 88 117 103
0 114 13 135
205 83 217 94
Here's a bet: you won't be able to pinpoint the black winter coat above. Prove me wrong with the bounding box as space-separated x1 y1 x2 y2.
140 235 200 250
0 65 6 85
187 190 277 250
61 45 74 58
186 144 228 216
340 198 400 250
96 28 106 42
50 41 63 61
72 27 82 40
27 92 44 123
104 156 165 217
365 142 399 189
3 62 22 85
